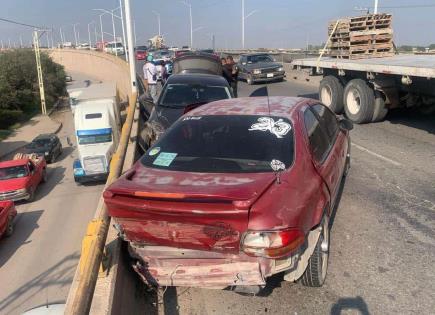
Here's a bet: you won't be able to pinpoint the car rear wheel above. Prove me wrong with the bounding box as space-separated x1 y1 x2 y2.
41 169 48 183
301 216 330 287
319 76 344 114
5 216 14 237
344 79 375 124
247 75 254 85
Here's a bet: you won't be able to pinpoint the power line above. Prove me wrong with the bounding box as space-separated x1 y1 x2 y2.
0 17 47 30
375 4 435 9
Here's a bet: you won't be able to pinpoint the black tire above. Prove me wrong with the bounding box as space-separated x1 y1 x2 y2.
343 79 375 124
5 216 14 237
319 76 344 114
247 75 254 85
301 216 330 287
27 188 35 202
41 169 48 183
371 91 389 122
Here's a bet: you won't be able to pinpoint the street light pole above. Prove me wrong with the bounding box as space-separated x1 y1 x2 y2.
124 0 137 92
88 21 95 47
152 11 161 36
374 0 379 14
241 0 258 49
133 19 137 46
180 1 193 48
242 0 245 49
119 0 128 62
110 10 117 56
73 23 79 47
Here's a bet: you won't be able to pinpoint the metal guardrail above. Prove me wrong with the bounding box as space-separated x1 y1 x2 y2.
64 92 137 315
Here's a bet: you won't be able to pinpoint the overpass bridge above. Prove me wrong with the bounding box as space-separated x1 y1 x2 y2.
1 48 434 315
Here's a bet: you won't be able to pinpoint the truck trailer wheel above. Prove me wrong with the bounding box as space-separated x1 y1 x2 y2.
344 79 375 124
319 76 344 114
301 216 330 287
371 91 389 122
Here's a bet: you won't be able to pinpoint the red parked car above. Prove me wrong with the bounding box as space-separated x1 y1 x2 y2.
0 155 47 202
104 96 352 292
135 49 147 60
0 200 17 238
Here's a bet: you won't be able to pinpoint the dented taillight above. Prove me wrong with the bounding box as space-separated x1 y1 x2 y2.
241 229 305 258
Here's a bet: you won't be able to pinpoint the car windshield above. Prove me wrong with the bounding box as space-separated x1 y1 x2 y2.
78 134 112 145
247 54 274 63
27 138 51 149
115 43 123 48
0 165 29 180
159 83 231 108
141 115 294 173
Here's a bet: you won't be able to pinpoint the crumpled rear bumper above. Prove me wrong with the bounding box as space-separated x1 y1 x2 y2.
128 245 284 288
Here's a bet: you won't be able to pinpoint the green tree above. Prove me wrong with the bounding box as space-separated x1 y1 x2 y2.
0 49 66 128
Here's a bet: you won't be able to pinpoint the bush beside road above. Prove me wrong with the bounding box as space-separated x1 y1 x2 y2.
0 50 66 130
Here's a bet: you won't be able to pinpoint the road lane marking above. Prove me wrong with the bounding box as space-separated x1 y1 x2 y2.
351 143 402 167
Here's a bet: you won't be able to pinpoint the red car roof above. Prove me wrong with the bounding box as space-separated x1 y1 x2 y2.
0 159 28 168
189 97 310 118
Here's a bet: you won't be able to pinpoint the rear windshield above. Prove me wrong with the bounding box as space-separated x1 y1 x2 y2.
27 138 51 149
141 115 294 173
78 134 112 145
160 84 231 108
0 165 29 180
247 54 273 63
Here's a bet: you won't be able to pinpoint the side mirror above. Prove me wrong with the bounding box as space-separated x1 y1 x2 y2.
339 118 354 131
139 95 155 106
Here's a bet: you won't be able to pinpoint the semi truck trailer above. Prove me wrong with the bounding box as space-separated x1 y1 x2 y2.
292 55 435 123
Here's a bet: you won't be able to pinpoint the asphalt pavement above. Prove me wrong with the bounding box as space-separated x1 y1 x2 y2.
161 79 435 315
0 75 105 315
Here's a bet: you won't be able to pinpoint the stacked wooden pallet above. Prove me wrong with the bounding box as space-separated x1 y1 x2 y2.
327 14 395 59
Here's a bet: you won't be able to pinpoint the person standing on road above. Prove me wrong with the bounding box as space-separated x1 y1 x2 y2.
221 57 233 87
226 56 239 97
143 55 158 103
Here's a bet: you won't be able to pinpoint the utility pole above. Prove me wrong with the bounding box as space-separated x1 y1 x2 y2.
94 24 98 48
212 34 215 51
374 0 379 14
33 30 47 115
124 0 137 92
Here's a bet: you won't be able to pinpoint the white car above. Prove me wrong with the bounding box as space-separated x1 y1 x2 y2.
77 43 90 50
104 42 125 55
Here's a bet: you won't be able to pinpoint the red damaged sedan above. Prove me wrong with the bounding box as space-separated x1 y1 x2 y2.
104 96 352 293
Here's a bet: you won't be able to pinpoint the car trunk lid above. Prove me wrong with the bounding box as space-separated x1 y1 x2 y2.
104 166 276 252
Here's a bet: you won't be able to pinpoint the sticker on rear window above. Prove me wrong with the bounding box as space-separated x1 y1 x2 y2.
153 152 178 167
148 147 161 156
270 159 286 172
249 117 291 138
183 116 202 121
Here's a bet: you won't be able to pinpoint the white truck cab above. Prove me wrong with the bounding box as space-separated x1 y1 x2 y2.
72 83 120 183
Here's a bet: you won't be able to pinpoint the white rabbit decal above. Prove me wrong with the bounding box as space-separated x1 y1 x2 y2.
249 117 291 138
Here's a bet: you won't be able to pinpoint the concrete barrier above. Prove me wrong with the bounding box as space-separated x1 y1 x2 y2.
49 49 131 101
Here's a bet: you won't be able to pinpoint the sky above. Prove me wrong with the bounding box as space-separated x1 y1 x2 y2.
0 0 434 49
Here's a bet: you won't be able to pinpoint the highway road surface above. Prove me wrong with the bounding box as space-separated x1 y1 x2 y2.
153 79 435 315
0 75 105 315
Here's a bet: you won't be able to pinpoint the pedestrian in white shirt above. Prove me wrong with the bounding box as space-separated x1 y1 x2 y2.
143 55 158 103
